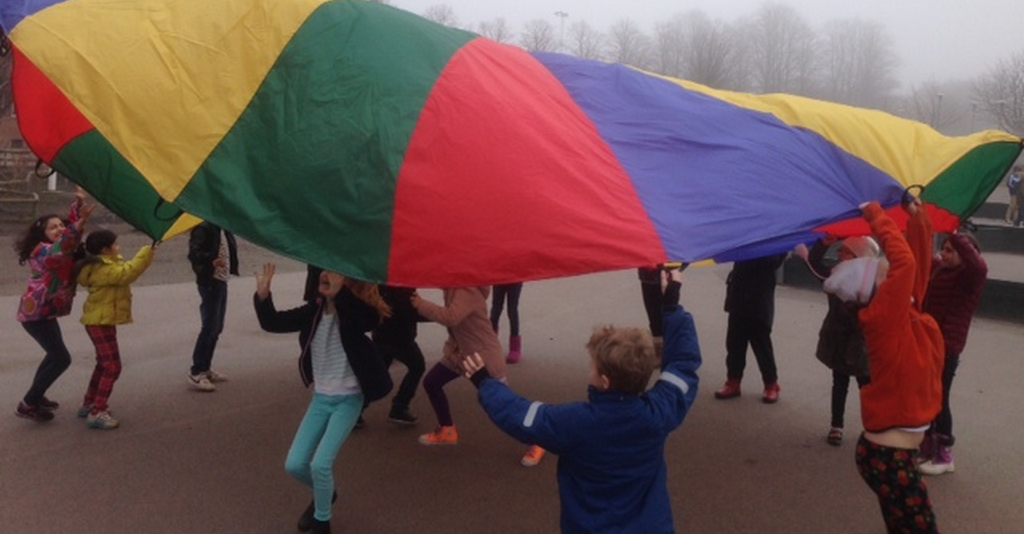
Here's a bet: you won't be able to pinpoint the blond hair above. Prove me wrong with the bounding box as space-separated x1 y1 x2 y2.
345 279 392 319
586 326 658 395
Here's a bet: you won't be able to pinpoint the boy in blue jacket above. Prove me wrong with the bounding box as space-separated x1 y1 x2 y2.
461 269 700 534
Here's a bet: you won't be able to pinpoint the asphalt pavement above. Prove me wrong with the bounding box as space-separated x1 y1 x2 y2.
2 266 1022 533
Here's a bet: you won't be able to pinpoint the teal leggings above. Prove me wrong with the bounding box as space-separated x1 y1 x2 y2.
285 392 364 521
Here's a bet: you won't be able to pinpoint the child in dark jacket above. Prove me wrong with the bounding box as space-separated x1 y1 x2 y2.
461 269 701 534
373 285 427 425
918 230 987 475
254 264 393 534
806 235 878 445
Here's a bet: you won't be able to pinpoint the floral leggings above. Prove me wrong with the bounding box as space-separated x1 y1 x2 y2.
855 434 940 534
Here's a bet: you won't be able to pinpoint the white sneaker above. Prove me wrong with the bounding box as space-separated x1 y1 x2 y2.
918 458 955 476
205 370 229 383
187 372 216 392
86 410 120 430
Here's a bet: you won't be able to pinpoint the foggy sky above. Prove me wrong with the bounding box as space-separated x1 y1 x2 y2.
392 0 1024 89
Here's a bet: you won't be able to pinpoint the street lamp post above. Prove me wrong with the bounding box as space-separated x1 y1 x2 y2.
554 11 569 52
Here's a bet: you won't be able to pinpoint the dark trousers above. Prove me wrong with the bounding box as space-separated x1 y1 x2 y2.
831 371 870 429
725 313 777 384
377 341 426 409
490 283 523 336
856 434 939 533
21 319 73 406
640 282 663 337
932 352 960 445
191 280 227 375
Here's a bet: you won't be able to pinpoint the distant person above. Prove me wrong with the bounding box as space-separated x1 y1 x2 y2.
918 229 988 476
13 187 93 422
1016 168 1024 227
637 266 665 357
824 198 944 533
186 222 238 392
254 263 393 534
75 229 156 430
805 236 877 445
714 253 787 403
490 282 525 363
1005 165 1021 225
459 268 700 533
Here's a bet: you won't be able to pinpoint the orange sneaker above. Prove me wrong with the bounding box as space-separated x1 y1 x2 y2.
418 425 458 445
521 445 546 467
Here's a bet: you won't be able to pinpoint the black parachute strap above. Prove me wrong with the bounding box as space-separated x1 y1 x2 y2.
1 28 10 56
34 159 55 178
902 184 925 206
153 198 184 222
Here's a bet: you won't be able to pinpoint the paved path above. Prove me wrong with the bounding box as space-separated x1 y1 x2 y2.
2 267 1022 533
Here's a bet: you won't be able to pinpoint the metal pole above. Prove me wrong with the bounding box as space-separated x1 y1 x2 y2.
554 11 569 52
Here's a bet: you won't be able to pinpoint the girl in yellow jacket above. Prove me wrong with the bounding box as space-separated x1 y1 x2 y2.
76 229 155 430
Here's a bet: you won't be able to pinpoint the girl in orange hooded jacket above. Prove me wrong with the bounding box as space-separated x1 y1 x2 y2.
824 198 944 533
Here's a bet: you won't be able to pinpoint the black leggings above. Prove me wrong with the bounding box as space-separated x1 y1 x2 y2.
490 283 523 336
830 371 870 429
931 353 959 445
21 319 73 406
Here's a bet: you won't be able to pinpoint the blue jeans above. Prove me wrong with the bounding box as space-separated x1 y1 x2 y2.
21 319 73 406
190 280 227 375
285 392 364 522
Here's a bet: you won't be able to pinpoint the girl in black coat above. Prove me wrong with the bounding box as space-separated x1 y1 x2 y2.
253 264 392 534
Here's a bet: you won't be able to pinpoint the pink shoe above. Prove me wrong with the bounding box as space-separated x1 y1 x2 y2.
506 336 522 364
762 383 781 404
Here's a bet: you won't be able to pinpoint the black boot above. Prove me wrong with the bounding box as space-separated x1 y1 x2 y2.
297 491 337 532
310 518 332 534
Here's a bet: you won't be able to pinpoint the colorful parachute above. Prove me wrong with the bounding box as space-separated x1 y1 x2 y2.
3 0 1021 287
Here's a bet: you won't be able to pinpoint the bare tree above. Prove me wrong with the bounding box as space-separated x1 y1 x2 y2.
421 4 459 28
652 15 686 78
607 18 651 69
900 81 966 132
478 17 514 44
519 19 557 53
677 10 737 89
973 50 1024 135
567 20 605 61
742 3 820 95
820 19 899 109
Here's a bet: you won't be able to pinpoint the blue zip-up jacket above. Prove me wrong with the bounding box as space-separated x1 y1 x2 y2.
475 303 701 534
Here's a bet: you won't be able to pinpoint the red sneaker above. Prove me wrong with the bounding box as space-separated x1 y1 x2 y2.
714 380 742 400
762 383 781 404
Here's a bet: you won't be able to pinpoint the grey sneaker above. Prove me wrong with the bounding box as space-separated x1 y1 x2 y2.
205 370 229 383
187 372 216 392
86 410 120 430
